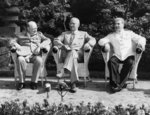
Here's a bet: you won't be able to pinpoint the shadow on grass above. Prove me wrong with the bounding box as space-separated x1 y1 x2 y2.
36 79 150 96
77 80 106 91
0 78 112 94
128 88 150 96
0 80 58 90
126 79 150 96
0 80 16 89
36 79 109 94
1 78 150 97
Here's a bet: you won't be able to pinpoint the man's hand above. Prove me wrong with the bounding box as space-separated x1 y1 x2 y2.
102 43 110 52
25 56 30 62
16 45 22 51
84 43 91 52
33 42 42 48
10 43 22 51
62 45 71 51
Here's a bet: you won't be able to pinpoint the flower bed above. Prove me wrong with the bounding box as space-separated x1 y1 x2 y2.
0 99 150 115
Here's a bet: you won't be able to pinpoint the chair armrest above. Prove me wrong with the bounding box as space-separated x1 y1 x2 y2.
10 49 17 53
101 43 110 53
84 46 93 63
52 46 59 53
52 46 62 65
41 48 48 53
84 49 90 53
41 44 51 54
101 46 106 52
10 48 18 66
9 46 17 53
136 47 143 54
84 46 92 54
41 44 51 65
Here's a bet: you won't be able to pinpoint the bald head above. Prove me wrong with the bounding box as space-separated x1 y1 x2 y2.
69 17 80 31
27 21 38 35
28 21 37 28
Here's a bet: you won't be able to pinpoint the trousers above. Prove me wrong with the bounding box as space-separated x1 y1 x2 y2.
16 55 43 83
63 50 79 83
108 56 134 88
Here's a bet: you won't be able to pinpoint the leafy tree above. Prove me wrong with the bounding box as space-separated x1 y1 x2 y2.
1 0 150 73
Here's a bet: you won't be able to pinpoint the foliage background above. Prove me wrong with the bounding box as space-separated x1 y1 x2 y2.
1 0 150 76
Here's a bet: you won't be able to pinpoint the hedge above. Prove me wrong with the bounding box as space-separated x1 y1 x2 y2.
0 99 149 115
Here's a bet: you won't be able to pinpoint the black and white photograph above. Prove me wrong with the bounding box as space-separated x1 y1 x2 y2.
0 0 149 114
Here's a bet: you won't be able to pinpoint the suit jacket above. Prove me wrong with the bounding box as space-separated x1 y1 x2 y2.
54 30 96 62
54 30 96 49
10 31 51 56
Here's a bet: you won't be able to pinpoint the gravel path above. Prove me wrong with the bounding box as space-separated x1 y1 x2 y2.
0 78 150 107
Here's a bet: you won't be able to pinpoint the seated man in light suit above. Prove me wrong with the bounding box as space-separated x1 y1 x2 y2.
53 17 96 92
98 17 146 92
10 21 51 90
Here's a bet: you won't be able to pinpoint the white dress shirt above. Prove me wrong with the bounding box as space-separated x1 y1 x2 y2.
98 29 146 61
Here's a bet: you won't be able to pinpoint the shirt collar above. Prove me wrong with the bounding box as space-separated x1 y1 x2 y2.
116 29 124 34
71 30 79 35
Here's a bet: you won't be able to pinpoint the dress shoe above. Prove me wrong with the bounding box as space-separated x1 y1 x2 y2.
56 69 64 78
30 82 38 90
64 68 71 74
17 83 25 90
110 86 121 93
70 82 77 93
122 84 127 88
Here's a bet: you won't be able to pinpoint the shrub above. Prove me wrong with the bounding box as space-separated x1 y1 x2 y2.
0 99 150 115
1 0 150 73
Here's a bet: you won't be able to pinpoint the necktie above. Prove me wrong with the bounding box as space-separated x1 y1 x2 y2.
70 33 75 46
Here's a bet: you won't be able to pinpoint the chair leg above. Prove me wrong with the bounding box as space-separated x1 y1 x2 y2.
43 76 47 87
45 76 47 82
57 78 60 83
84 76 87 88
133 79 135 89
87 76 92 82
41 77 44 87
63 77 66 82
14 76 17 86
135 78 138 84
105 76 107 88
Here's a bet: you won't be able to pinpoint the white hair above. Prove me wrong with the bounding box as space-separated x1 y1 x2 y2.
70 17 80 26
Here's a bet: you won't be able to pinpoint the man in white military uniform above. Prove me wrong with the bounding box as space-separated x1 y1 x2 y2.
98 17 146 92
10 21 51 90
54 17 96 92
